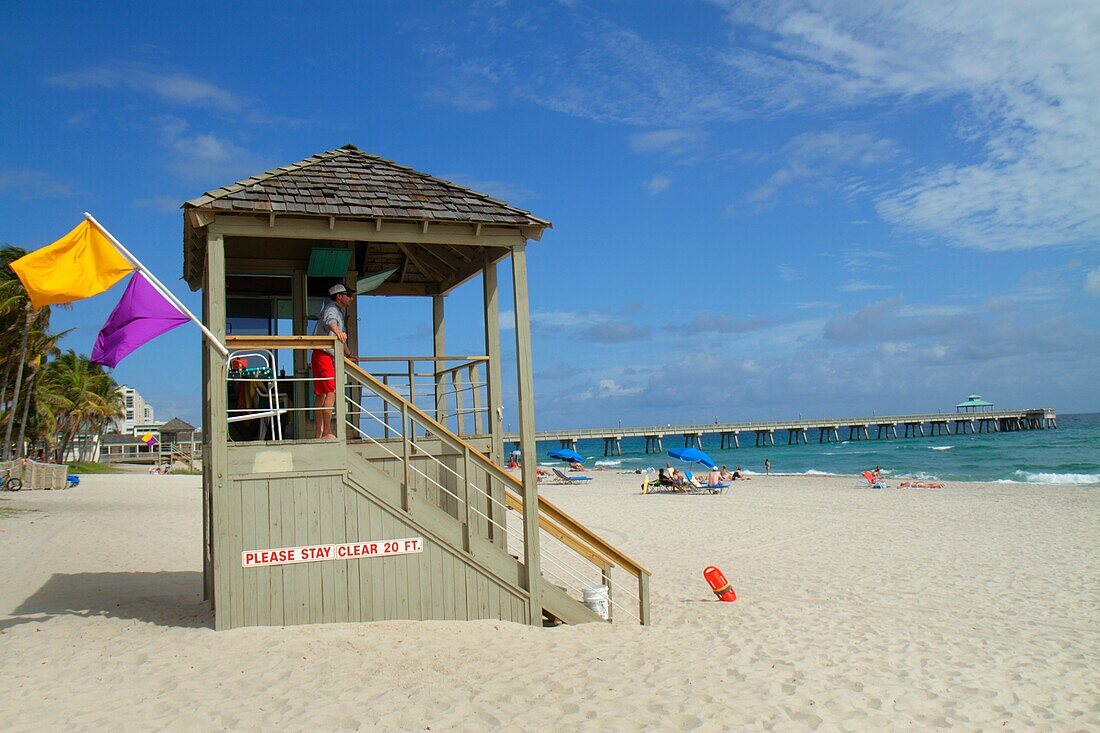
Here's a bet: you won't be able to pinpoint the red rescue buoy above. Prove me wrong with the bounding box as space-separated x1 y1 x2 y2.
703 565 737 602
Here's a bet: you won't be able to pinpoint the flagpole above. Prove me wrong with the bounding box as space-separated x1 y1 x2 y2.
83 212 230 357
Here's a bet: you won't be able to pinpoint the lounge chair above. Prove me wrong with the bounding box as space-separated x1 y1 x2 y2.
686 471 729 495
552 468 592 483
861 471 888 489
642 470 678 493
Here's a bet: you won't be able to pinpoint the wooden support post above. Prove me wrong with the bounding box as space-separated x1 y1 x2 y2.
510 246 542 625
201 253 213 603
452 368 466 436
602 567 613 621
406 361 416 433
205 229 231 629
483 259 505 550
638 572 651 626
334 344 346 439
461 446 472 552
433 295 446 429
401 403 411 512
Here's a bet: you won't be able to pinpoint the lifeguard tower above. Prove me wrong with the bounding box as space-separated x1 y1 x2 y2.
183 145 649 630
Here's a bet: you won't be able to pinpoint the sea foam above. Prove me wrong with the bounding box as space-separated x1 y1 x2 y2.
1013 471 1100 485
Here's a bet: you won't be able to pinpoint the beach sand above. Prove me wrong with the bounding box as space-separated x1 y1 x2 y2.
0 472 1096 732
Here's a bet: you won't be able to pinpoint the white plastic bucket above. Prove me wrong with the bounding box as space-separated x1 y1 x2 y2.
582 584 609 620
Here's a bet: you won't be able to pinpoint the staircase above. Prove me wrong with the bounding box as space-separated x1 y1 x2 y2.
342 358 651 626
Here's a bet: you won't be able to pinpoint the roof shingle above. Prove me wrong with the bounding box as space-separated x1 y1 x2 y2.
184 145 550 228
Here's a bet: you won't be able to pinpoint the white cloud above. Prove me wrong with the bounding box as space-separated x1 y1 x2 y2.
0 169 73 199
443 174 538 202
746 129 901 207
578 379 643 400
840 281 893 292
721 1 1100 250
155 116 264 183
48 64 244 112
643 174 670 195
629 128 706 156
1086 267 1100 297
464 2 1099 251
132 195 181 213
778 264 803 281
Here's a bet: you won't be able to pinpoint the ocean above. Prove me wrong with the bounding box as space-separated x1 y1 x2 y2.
536 412 1100 485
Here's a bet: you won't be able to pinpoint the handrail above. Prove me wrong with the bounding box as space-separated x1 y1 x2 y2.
345 359 652 579
226 335 335 348
356 355 490 363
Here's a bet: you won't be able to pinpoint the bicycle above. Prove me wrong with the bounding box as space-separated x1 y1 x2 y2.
2 468 22 492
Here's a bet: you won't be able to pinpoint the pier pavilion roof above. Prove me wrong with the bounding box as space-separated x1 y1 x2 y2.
182 144 551 293
956 395 994 408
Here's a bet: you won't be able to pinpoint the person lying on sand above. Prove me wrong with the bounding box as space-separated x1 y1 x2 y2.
899 480 944 489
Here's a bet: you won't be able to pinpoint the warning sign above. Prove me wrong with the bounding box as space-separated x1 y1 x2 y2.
242 537 424 568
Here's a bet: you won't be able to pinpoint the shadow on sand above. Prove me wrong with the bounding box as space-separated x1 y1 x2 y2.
1 571 212 630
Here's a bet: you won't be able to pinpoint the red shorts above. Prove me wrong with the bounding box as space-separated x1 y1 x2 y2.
311 351 335 395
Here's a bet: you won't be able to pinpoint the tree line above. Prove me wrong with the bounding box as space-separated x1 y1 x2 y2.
1 245 124 463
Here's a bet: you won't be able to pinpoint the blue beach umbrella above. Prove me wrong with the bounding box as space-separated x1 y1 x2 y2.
548 448 585 464
668 447 716 469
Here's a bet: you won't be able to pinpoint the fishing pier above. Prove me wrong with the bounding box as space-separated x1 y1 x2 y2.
519 408 1057 456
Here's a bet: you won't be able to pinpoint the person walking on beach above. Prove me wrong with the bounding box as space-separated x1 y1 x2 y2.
311 283 355 439
764 458 771 476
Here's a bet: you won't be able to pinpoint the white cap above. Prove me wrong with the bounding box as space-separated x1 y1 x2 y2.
329 283 350 296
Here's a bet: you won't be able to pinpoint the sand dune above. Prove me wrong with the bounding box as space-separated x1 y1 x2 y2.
1 472 1096 731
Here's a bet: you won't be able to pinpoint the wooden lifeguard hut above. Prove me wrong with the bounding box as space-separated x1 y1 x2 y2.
182 145 649 630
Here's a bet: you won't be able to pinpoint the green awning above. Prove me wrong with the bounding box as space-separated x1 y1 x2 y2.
307 248 352 278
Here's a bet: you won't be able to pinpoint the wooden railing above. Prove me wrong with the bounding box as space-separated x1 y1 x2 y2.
344 358 651 624
219 336 651 624
354 356 490 438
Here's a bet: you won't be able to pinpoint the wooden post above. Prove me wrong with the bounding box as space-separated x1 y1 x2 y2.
483 260 505 549
510 246 542 625
401 403 411 512
292 270 308 440
470 363 483 435
452 369 466 436
334 341 347 440
433 295 447 429
201 259 213 602
205 229 231 629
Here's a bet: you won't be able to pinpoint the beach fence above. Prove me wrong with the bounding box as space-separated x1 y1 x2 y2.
0 460 69 490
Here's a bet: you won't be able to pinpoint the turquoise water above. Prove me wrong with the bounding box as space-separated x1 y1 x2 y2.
536 412 1100 485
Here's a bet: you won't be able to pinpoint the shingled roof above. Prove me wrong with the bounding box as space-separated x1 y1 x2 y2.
184 144 550 228
159 417 196 434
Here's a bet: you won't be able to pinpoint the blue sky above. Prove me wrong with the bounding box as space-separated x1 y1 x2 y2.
2 1 1098 429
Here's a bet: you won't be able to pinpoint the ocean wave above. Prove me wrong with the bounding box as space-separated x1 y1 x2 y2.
929 446 953 451
1013 471 1100 485
594 459 622 467
769 469 842 477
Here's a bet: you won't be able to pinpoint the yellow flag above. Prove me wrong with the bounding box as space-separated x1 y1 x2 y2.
8 220 134 309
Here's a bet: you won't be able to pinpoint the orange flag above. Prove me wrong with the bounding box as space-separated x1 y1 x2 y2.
8 220 134 309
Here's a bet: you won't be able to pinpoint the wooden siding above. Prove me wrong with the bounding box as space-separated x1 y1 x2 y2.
217 443 529 628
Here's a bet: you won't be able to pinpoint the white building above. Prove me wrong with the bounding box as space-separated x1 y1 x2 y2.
115 385 157 434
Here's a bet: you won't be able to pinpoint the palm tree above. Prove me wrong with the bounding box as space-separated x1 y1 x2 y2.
39 350 121 463
14 327 66 458
0 245 67 460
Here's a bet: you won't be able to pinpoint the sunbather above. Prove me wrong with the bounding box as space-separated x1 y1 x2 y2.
899 480 944 489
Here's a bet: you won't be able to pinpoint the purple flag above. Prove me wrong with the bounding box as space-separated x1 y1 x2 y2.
90 272 189 367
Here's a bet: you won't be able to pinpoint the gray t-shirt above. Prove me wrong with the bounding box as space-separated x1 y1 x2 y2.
313 301 345 356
